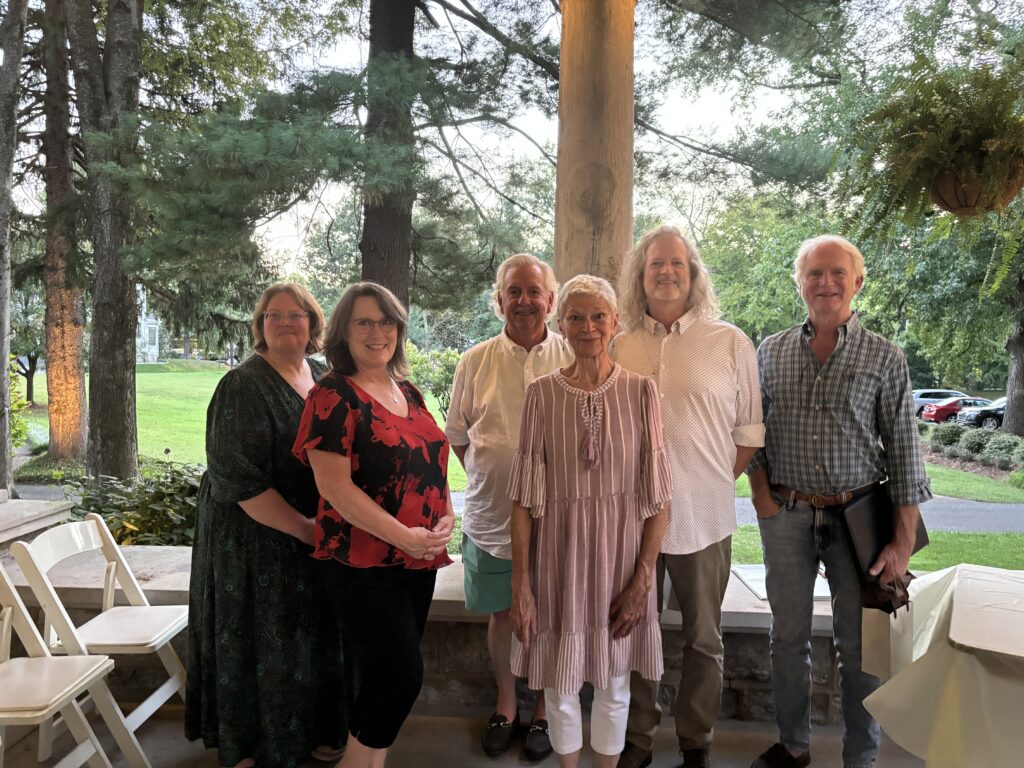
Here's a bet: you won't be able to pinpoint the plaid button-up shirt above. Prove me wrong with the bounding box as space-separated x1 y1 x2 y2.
748 313 931 507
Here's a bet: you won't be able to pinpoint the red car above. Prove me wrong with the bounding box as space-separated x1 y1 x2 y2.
921 396 991 423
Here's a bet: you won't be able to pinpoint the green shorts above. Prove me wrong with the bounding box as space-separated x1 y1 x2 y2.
462 536 512 614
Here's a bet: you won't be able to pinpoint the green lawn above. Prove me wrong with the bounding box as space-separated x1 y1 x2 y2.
20 363 225 465
732 525 1024 571
923 463 1024 503
732 462 1024 503
17 367 1024 502
19 364 470 490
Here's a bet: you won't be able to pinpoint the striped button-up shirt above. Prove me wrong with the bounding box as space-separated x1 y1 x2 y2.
613 313 765 554
748 313 931 507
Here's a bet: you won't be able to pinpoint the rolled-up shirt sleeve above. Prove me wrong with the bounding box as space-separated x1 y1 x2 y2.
444 356 471 446
732 332 765 448
876 347 932 506
745 339 771 475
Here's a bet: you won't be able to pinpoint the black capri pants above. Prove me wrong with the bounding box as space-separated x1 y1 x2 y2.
319 561 437 749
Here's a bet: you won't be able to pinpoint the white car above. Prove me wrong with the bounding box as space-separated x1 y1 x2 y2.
912 388 969 417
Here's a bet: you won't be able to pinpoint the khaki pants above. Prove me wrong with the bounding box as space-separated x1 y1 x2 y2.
624 537 731 752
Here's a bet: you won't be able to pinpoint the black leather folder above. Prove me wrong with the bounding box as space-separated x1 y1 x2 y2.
841 485 929 583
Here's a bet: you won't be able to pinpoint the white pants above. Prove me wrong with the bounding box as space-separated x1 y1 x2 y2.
543 675 631 755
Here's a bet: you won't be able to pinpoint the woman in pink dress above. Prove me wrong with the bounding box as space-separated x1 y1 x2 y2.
509 274 671 767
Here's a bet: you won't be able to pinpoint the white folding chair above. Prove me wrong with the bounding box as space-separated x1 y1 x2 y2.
0 562 151 768
11 513 186 761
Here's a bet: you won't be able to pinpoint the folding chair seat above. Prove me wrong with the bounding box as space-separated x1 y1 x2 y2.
11 513 186 758
0 563 150 768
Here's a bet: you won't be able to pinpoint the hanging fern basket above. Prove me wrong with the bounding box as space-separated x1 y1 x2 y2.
929 160 1024 218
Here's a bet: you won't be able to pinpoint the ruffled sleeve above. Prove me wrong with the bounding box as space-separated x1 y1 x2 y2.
292 376 357 464
506 380 547 518
639 376 672 518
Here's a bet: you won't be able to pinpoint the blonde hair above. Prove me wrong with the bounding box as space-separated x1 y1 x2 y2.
323 282 410 379
490 253 559 320
556 274 618 319
251 282 325 354
793 234 867 286
618 225 719 331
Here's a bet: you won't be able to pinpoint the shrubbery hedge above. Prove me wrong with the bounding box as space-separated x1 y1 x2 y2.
66 461 203 545
928 423 966 451
959 428 997 456
979 433 1024 471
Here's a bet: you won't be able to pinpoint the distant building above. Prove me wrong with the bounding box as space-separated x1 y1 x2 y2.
136 290 161 363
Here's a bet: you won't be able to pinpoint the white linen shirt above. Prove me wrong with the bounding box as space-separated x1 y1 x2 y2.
445 329 574 560
612 313 765 554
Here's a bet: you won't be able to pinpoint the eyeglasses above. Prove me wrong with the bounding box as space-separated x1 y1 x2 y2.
263 310 310 324
351 317 398 333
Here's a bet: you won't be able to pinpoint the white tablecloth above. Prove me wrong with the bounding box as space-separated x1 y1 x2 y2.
861 564 1024 768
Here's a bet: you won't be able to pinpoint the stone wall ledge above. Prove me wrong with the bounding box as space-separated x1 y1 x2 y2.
0 499 74 551
1 544 835 637
0 544 843 725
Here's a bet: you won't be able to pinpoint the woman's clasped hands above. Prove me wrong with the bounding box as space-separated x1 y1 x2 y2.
400 513 454 560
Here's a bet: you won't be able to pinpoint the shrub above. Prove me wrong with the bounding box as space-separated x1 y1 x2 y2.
916 419 930 437
959 428 997 456
66 461 204 546
980 433 1024 469
943 445 966 460
406 342 460 420
928 423 965 450
1009 469 1024 490
1013 443 1024 468
8 359 28 450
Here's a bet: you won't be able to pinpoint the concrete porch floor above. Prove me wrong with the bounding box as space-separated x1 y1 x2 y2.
3 711 923 768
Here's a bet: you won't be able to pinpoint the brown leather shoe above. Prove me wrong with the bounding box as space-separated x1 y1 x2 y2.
683 748 713 768
751 743 811 768
617 742 653 768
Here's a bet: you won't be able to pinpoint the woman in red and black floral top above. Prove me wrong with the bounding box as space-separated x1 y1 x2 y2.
293 281 454 767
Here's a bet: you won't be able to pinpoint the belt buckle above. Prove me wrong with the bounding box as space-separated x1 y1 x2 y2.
810 494 827 509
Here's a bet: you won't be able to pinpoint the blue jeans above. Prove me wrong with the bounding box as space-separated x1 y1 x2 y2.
758 495 880 768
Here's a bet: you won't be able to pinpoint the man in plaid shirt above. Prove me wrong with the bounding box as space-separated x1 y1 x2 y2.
747 235 931 768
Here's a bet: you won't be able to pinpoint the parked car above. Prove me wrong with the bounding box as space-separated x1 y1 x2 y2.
957 397 1007 429
912 388 969 417
921 396 992 423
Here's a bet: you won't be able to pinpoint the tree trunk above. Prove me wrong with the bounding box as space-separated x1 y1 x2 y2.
41 0 88 460
64 0 143 479
359 0 416 306
1004 274 1024 436
554 0 635 283
23 354 37 403
0 0 30 493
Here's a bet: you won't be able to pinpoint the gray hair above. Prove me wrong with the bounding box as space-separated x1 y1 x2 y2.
556 274 618 320
490 253 559 320
793 235 867 286
618 225 719 331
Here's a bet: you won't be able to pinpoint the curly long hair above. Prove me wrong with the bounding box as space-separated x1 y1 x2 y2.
618 225 719 331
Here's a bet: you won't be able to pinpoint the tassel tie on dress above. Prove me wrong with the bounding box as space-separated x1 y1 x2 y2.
578 390 606 470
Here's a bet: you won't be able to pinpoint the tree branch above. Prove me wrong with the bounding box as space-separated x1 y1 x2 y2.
414 112 555 165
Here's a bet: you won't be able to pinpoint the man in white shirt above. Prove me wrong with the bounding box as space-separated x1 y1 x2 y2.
613 226 765 768
446 253 574 761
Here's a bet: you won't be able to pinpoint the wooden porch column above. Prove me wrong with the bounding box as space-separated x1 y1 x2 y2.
554 0 635 284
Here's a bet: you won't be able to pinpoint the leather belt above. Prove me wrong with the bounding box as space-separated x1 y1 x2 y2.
771 482 878 509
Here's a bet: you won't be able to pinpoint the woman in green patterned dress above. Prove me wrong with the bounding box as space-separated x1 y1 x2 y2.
187 283 347 768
